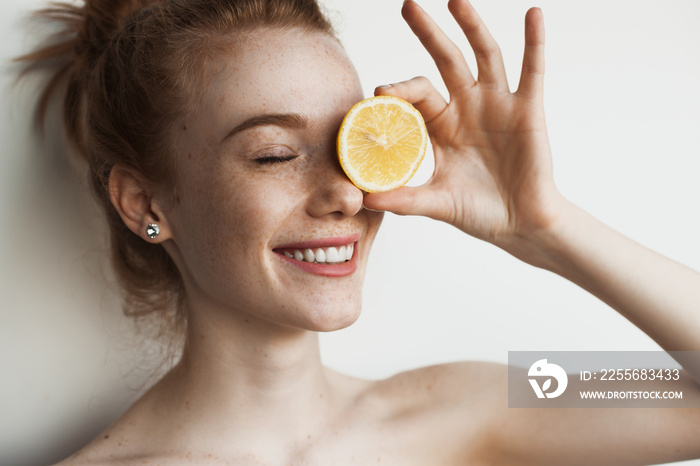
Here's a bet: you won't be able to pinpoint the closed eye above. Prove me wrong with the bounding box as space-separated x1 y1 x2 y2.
254 154 300 165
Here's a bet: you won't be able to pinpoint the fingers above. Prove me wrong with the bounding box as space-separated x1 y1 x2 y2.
516 7 545 99
403 1 544 98
447 0 508 88
374 76 448 126
401 0 476 94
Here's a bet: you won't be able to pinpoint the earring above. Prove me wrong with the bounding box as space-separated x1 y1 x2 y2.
146 223 160 239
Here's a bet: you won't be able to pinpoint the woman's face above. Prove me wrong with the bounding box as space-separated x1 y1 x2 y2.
164 28 383 332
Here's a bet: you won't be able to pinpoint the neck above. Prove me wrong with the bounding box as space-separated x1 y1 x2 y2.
182 308 329 397
153 301 340 445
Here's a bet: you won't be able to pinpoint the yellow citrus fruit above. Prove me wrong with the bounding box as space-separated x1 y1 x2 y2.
337 95 428 193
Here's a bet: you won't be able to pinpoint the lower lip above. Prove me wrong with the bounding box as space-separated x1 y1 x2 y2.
274 243 358 277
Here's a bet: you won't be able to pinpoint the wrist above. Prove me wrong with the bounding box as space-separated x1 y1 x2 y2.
494 194 584 273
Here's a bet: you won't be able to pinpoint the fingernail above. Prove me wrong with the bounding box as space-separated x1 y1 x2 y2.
377 84 393 89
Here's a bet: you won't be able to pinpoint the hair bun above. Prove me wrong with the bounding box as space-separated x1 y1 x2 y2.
15 0 156 150
77 1 154 63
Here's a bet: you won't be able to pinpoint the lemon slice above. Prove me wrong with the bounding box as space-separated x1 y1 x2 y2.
337 95 428 193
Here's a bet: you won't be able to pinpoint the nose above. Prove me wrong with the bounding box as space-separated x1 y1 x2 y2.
306 152 364 219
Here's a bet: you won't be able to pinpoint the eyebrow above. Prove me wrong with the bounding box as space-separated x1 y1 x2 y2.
224 113 308 141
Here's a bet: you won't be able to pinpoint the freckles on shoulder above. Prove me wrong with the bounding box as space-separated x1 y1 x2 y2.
366 361 508 416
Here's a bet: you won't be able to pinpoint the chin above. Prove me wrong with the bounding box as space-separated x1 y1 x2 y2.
297 298 363 333
307 312 360 333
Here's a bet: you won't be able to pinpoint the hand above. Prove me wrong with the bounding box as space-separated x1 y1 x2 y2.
364 0 567 259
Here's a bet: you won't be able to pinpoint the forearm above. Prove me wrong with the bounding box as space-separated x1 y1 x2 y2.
523 200 700 352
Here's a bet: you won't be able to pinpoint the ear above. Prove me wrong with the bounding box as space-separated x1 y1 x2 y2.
108 166 173 243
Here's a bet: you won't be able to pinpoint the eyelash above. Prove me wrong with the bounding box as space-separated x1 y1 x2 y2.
254 154 300 165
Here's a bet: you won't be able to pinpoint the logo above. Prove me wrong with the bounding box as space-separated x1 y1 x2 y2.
528 359 568 398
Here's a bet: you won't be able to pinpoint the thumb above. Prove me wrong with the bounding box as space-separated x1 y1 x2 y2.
364 185 444 220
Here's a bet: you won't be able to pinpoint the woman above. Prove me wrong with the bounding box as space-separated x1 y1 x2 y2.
11 0 700 464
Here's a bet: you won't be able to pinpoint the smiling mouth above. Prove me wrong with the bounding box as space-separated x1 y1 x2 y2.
275 243 355 264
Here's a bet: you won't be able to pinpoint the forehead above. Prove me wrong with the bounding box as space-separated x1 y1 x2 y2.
204 28 362 128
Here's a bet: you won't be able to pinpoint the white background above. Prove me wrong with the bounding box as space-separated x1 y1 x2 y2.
2 0 700 464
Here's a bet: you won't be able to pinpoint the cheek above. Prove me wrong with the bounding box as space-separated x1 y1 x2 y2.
179 164 304 268
366 210 384 236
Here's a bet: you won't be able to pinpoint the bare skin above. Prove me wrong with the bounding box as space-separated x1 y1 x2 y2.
57 1 700 465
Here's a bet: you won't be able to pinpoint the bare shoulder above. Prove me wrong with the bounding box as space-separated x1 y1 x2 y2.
352 361 510 463
48 432 142 466
49 436 221 466
366 360 508 411
50 446 118 466
50 450 217 466
47 382 169 466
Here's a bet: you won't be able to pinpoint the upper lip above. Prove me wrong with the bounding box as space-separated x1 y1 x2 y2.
273 233 361 250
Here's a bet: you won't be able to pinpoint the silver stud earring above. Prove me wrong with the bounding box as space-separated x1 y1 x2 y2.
146 223 160 239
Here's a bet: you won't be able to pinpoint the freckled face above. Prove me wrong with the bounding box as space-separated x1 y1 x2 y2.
165 28 383 332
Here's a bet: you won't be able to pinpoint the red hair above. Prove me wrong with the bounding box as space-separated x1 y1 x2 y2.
16 0 335 341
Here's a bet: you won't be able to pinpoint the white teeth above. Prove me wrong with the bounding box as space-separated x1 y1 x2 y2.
303 248 315 262
281 243 355 264
325 247 339 263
